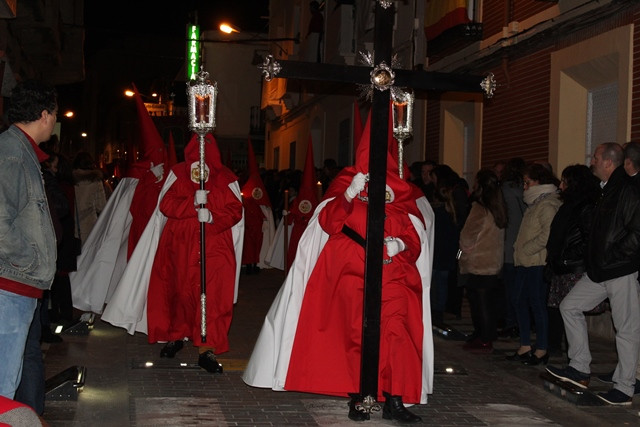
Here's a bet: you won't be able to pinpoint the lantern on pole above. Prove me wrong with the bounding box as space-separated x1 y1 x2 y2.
391 90 414 179
187 70 218 342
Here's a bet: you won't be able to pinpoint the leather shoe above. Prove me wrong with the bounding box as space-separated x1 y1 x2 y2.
522 352 549 366
505 349 532 361
382 393 421 423
347 396 370 422
160 340 184 358
198 350 223 373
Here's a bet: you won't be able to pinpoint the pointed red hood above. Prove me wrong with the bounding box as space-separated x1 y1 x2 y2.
132 83 166 166
290 135 319 215
241 138 271 207
329 107 417 210
184 132 223 169
166 130 178 168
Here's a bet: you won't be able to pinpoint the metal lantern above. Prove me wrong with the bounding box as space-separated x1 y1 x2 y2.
391 90 414 179
186 69 218 343
187 70 218 135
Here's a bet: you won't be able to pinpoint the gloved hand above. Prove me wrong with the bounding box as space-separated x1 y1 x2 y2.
282 209 289 216
385 237 406 257
194 189 209 206
197 208 213 223
345 172 368 199
150 163 164 182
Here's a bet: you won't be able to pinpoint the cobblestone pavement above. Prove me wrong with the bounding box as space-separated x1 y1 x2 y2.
41 268 640 426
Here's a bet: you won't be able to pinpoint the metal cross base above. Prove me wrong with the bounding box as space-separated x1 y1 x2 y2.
63 313 95 335
540 372 604 406
355 395 382 415
432 323 469 341
45 365 87 401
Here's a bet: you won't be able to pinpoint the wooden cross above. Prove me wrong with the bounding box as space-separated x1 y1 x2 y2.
259 1 493 408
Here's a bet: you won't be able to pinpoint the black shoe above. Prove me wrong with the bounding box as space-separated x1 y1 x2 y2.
41 328 63 343
597 388 632 406
522 352 549 366
382 393 422 423
198 350 223 374
347 396 370 422
545 365 590 389
505 349 532 361
160 340 184 358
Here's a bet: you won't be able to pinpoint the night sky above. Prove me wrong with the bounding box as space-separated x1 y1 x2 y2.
57 1 269 121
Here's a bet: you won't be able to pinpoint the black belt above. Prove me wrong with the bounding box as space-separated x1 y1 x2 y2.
342 225 366 249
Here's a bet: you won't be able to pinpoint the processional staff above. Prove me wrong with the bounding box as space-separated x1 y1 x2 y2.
187 70 218 342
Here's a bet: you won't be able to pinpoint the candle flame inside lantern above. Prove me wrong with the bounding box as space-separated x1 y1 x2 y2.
195 95 210 124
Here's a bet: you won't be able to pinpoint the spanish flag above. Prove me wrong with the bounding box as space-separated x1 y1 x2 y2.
425 0 471 40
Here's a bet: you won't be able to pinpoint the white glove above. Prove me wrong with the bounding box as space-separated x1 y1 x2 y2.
150 163 164 182
282 209 289 216
197 208 213 223
346 172 368 199
194 189 209 206
385 237 406 257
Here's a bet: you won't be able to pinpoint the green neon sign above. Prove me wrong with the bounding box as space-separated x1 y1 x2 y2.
187 24 201 80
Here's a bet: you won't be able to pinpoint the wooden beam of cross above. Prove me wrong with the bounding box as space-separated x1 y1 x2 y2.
259 0 493 410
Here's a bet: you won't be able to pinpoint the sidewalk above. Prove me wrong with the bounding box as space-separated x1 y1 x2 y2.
41 268 640 426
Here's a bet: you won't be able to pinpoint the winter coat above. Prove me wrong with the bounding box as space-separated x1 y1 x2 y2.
458 202 504 275
513 188 561 267
546 198 594 276
586 166 640 282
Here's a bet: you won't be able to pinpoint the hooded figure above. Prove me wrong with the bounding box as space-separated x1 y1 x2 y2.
285 136 319 269
243 110 434 422
69 85 168 314
265 135 319 271
240 139 275 274
126 84 167 259
102 133 244 374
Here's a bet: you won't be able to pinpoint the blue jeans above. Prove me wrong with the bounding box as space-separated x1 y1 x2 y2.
15 300 44 415
0 289 37 399
513 266 548 350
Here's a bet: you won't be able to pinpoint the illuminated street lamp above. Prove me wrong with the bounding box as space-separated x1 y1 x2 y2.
219 23 239 34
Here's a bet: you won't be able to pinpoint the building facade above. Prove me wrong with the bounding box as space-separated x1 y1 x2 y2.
262 0 638 192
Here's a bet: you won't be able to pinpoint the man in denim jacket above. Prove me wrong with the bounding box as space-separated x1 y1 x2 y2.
0 80 57 399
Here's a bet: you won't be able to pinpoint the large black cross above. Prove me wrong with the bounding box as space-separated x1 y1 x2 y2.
260 1 490 404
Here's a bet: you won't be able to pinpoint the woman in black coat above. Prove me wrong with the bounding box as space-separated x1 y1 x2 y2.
545 164 604 356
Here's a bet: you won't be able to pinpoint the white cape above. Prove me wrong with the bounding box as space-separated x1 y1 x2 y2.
257 204 276 269
264 217 293 270
242 196 435 404
101 171 245 335
69 177 138 314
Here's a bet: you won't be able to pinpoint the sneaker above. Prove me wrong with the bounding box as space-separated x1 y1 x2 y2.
198 350 223 374
597 388 632 406
545 365 590 389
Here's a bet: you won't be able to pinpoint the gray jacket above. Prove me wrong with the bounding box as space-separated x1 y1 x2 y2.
0 125 56 290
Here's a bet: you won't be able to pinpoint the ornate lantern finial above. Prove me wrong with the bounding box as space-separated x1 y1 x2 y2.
187 70 218 135
391 90 414 179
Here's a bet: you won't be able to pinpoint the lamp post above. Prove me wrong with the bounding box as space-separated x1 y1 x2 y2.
186 70 218 342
